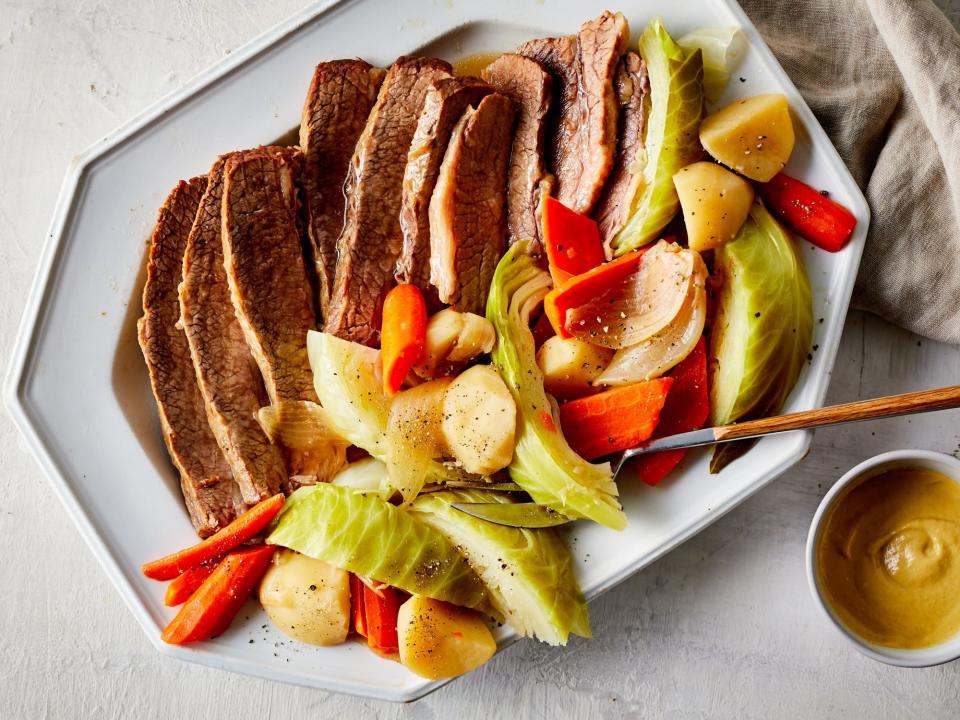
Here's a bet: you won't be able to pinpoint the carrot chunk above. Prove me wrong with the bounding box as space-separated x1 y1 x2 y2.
142 494 284 581
558 378 673 460
380 284 428 396
160 544 276 645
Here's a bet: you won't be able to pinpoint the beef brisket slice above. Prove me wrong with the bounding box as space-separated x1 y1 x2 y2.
482 53 553 247
180 156 287 504
300 60 386 319
429 93 515 314
595 52 649 255
222 148 346 483
518 11 628 215
397 76 492 298
138 177 247 537
324 56 453 345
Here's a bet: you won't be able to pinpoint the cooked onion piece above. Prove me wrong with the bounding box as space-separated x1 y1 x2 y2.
597 252 707 385
565 241 696 349
256 400 345 451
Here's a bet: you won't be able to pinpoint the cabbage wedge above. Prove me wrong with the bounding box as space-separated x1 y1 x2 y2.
306 331 389 460
611 18 705 255
267 483 493 614
708 202 812 472
678 27 747 103
412 490 591 646
487 243 626 530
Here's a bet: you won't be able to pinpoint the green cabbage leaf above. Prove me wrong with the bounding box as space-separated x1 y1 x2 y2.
412 490 591 645
267 483 493 615
708 202 813 471
486 242 626 530
611 18 705 255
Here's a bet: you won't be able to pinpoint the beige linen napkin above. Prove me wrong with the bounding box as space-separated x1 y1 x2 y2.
740 0 960 342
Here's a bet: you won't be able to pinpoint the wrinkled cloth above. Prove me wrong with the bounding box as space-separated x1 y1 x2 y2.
740 0 960 342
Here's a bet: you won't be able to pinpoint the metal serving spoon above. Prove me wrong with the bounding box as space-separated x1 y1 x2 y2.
612 384 960 477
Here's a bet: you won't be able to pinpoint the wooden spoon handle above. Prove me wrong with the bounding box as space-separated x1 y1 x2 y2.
714 385 960 441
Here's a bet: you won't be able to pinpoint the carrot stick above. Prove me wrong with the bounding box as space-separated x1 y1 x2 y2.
161 544 276 645
142 494 284 580
380 284 427 396
542 197 605 285
363 584 402 655
164 562 217 606
350 574 368 637
543 248 650 338
635 338 709 486
757 173 857 252
558 378 674 460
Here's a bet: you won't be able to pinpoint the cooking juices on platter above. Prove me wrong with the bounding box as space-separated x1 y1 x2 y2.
452 52 502 77
816 468 960 649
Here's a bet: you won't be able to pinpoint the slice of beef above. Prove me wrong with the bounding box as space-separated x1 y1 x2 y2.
429 93 516 314
139 177 247 537
222 147 346 484
481 53 553 248
595 52 649 256
325 56 453 346
397 76 492 300
300 60 386 320
180 156 287 504
517 11 628 215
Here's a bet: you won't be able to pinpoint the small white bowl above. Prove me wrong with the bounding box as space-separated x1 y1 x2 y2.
806 449 960 667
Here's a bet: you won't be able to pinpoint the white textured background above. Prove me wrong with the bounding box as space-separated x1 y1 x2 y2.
3 1 960 718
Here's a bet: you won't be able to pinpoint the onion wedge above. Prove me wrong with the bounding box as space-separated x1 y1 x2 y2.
597 251 707 385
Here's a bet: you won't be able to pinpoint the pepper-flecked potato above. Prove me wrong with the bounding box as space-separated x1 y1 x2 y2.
397 595 496 680
259 548 350 646
699 94 794 182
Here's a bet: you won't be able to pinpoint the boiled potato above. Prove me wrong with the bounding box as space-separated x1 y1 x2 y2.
536 336 614 400
259 548 350 646
398 595 496 680
440 364 516 475
416 308 496 376
699 94 794 182
673 161 754 252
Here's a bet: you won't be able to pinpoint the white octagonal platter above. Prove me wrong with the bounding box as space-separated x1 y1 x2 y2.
5 0 869 703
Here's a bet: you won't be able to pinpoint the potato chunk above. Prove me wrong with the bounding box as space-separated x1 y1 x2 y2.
416 308 496 377
699 94 794 182
536 336 614 400
398 595 496 680
259 549 350 646
440 365 516 475
673 161 754 251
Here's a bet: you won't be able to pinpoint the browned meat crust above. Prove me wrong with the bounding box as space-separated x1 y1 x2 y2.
429 93 516 314
482 54 553 248
300 60 386 320
325 56 453 346
180 156 287 504
595 52 649 256
139 177 248 537
518 11 628 215
397 76 493 301
222 147 346 483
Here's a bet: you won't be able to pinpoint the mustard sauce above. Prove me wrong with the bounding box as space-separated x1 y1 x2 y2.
452 52 502 77
816 468 960 648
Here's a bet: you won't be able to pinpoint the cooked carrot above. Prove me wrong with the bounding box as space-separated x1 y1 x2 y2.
142 494 284 581
350 574 368 637
558 378 674 461
380 284 427 396
542 197 605 285
636 338 709 486
363 584 403 655
160 544 276 645
164 562 217 607
757 173 857 252
543 248 650 339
